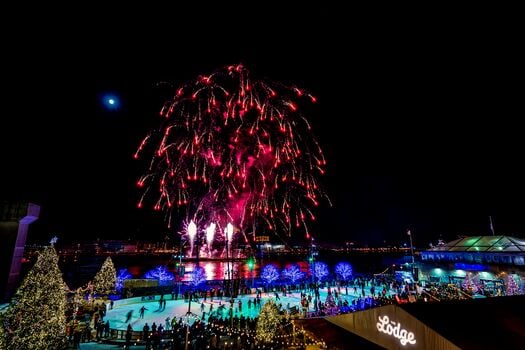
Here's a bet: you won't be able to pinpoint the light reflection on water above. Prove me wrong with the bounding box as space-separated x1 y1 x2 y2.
177 261 310 281
59 253 398 288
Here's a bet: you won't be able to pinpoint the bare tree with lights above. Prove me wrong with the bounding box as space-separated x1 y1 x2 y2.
282 265 304 286
115 268 132 292
189 266 207 287
144 266 175 281
335 262 353 295
311 261 329 282
261 264 280 290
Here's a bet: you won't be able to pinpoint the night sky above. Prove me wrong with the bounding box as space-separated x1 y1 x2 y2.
1 16 523 247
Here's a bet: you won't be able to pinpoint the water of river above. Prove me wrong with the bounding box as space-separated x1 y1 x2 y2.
59 251 409 289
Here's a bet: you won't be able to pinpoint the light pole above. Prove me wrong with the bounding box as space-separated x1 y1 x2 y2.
309 238 316 286
184 253 197 350
184 295 191 350
177 238 185 298
226 223 234 295
225 223 234 328
247 255 255 288
184 285 198 350
407 229 416 279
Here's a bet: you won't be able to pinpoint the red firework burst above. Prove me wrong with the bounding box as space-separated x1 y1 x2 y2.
135 64 327 242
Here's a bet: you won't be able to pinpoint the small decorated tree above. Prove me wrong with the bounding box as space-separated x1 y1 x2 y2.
144 266 175 282
261 264 280 287
3 246 68 349
335 262 353 282
311 261 329 282
335 262 353 295
255 299 282 344
282 265 304 284
93 256 117 295
116 268 133 292
189 266 207 287
462 273 479 294
506 275 520 296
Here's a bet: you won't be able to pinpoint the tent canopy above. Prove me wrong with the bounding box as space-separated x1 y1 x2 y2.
428 236 525 253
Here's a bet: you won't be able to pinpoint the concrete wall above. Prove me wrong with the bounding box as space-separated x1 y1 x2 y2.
0 202 39 301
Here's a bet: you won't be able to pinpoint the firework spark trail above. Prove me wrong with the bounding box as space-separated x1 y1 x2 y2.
187 220 197 258
136 64 327 244
205 223 216 256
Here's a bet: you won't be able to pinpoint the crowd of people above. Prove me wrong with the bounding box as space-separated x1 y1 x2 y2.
65 272 520 349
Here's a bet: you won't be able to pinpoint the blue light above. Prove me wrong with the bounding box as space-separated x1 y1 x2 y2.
310 261 329 281
102 94 120 110
454 263 487 271
261 264 280 285
116 268 132 291
335 262 353 281
144 266 174 281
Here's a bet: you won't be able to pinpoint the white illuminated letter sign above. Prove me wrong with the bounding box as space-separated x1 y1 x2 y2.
376 315 416 346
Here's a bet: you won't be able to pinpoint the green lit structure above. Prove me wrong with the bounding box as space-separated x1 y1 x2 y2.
418 236 525 294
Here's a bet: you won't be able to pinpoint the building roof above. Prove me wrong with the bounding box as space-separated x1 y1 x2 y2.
427 235 525 253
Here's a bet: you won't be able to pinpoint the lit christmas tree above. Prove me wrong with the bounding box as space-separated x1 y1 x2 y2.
255 299 282 344
2 246 67 349
0 315 6 349
93 256 117 295
506 275 520 296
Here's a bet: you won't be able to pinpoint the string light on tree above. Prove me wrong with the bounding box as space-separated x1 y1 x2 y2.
2 246 68 349
261 264 280 287
311 261 329 282
0 314 6 349
93 256 117 295
116 268 132 292
335 262 353 282
506 274 521 296
462 273 480 294
282 264 304 284
335 262 353 295
255 299 283 344
144 266 175 281
189 266 207 287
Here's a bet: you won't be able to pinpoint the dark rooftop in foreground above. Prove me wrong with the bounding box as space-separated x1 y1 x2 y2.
299 295 525 349
400 295 525 350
